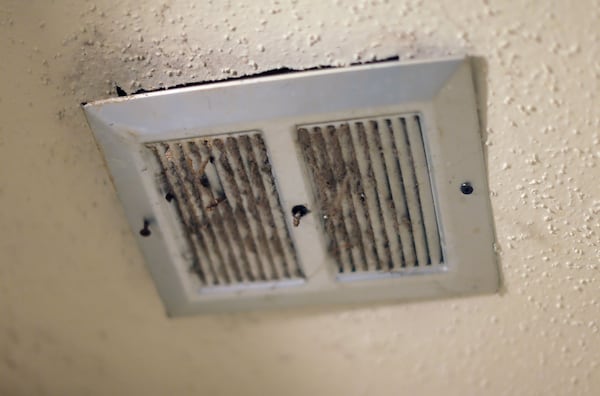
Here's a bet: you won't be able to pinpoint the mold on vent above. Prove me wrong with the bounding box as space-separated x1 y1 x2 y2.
82 56 499 315
297 114 442 275
147 132 303 287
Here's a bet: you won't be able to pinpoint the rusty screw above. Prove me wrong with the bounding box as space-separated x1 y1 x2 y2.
291 205 310 227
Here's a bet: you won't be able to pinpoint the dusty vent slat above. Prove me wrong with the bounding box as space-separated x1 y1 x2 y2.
298 114 443 274
148 132 303 286
404 116 442 266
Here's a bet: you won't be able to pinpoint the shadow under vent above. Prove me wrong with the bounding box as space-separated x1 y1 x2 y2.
148 132 303 286
297 114 443 274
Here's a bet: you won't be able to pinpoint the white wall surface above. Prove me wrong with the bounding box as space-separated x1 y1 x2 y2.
0 0 598 395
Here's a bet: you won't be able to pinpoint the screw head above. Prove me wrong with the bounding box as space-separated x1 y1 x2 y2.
291 204 310 227
460 182 474 195
140 228 151 237
291 204 310 217
139 219 151 237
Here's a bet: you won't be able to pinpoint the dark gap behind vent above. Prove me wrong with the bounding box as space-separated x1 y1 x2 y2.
128 56 401 97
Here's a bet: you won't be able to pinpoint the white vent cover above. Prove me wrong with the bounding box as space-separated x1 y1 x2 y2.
83 57 498 315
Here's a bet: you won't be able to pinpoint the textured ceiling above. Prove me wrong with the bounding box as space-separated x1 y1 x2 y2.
0 0 599 395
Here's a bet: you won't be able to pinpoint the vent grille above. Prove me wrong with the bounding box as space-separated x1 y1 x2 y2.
148 132 303 286
297 114 443 274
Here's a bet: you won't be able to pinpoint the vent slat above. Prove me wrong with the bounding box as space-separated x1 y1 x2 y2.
235 136 281 280
408 116 442 265
210 139 262 281
337 124 380 271
364 120 403 269
187 141 251 283
390 117 428 266
298 114 443 274
151 144 216 285
242 135 293 279
351 122 392 270
377 118 414 268
159 142 228 284
324 125 367 271
223 137 271 281
312 128 355 272
170 141 229 284
183 142 239 284
297 128 344 269
148 133 303 286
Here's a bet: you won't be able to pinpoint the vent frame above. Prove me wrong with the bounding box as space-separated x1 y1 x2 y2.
83 57 498 315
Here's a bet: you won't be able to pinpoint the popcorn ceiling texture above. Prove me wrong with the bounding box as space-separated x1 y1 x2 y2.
0 0 599 395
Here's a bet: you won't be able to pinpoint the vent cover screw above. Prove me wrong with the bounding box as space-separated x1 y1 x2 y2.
291 205 310 227
139 219 152 237
460 182 474 195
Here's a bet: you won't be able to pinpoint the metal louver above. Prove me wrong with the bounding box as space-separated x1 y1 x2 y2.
297 114 442 275
148 133 303 287
83 56 499 315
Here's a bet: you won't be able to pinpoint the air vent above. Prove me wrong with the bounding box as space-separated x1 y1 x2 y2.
147 132 303 287
297 114 442 275
82 56 499 315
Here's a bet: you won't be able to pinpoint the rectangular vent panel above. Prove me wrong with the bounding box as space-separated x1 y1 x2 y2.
148 132 304 286
297 114 443 274
85 57 499 314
